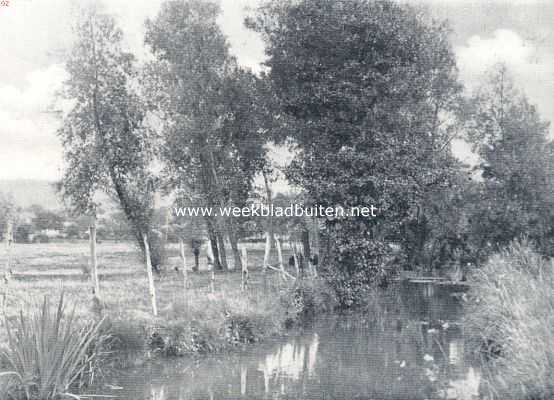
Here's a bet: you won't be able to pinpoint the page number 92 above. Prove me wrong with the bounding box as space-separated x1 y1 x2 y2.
0 1 9 7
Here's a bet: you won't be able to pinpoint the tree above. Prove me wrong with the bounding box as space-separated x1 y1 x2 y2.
0 193 17 240
58 3 163 267
31 208 65 232
145 0 269 270
249 0 461 300
463 64 554 256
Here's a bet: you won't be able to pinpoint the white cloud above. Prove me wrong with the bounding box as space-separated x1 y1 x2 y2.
0 64 66 180
456 29 554 134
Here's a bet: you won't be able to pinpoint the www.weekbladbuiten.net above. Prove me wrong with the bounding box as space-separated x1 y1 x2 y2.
173 204 378 218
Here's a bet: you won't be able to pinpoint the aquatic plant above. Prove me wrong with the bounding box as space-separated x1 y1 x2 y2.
0 294 106 400
466 240 554 400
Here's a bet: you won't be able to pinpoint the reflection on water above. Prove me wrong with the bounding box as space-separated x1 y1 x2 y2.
107 282 479 400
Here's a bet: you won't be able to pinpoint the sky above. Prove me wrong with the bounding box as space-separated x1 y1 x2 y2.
0 0 554 181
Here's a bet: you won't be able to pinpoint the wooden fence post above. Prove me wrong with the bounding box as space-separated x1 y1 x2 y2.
292 243 300 279
263 233 271 274
89 222 100 298
241 246 248 292
275 237 285 281
207 239 215 293
240 364 247 396
5 220 12 281
179 238 188 304
142 233 158 316
210 266 215 293
2 220 13 311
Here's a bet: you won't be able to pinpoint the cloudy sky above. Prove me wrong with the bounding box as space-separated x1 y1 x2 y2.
1 0 553 180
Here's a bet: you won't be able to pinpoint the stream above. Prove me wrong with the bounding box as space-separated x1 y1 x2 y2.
104 282 479 400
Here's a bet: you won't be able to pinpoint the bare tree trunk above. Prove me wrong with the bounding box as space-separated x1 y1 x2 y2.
179 238 188 307
263 232 271 273
228 225 242 271
262 170 274 252
301 227 311 275
205 217 222 270
89 221 100 298
275 237 285 281
217 233 228 270
143 233 158 316
241 247 248 292
207 239 216 293
292 243 300 278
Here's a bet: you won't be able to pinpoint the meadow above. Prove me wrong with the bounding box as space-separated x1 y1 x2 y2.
0 241 311 356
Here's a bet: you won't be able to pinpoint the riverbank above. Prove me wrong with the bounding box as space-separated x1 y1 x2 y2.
0 244 342 400
103 272 336 362
0 242 337 367
466 242 554 400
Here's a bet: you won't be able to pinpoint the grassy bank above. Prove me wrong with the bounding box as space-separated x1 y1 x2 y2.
466 241 554 400
0 241 336 398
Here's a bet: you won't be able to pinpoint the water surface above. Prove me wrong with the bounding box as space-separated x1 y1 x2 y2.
106 282 479 400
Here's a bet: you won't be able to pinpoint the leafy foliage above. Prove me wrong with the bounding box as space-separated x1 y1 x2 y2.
145 0 270 268
463 65 554 257
58 4 162 265
249 0 461 299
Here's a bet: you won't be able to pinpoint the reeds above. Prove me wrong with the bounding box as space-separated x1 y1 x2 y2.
0 294 106 400
466 240 554 400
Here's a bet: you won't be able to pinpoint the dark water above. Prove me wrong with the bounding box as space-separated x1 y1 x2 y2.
104 283 479 400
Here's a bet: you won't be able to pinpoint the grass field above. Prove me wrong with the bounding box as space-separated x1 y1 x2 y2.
0 240 304 354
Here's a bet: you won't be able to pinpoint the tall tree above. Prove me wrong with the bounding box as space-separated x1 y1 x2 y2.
145 0 268 270
249 0 461 300
58 3 163 267
463 64 554 255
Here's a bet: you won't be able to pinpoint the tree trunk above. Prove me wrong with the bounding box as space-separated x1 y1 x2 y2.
241 247 248 292
217 233 228 270
179 238 188 307
275 237 286 281
263 232 271 273
89 222 100 298
262 170 275 252
227 225 242 271
205 217 222 270
301 227 311 274
142 233 158 316
292 243 301 279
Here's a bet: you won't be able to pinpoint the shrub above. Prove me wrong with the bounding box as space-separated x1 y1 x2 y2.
282 278 338 322
321 241 394 308
32 234 50 244
466 240 554 400
0 294 107 400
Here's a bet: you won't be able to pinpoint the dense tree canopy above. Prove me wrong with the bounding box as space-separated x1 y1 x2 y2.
463 65 554 256
145 0 269 269
249 0 462 295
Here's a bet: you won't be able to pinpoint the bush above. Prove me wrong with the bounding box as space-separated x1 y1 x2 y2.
466 240 554 400
282 278 338 323
32 234 50 244
0 294 107 400
321 240 395 308
14 224 32 244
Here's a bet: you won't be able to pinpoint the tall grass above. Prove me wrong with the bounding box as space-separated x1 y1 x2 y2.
466 240 554 400
0 294 106 400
